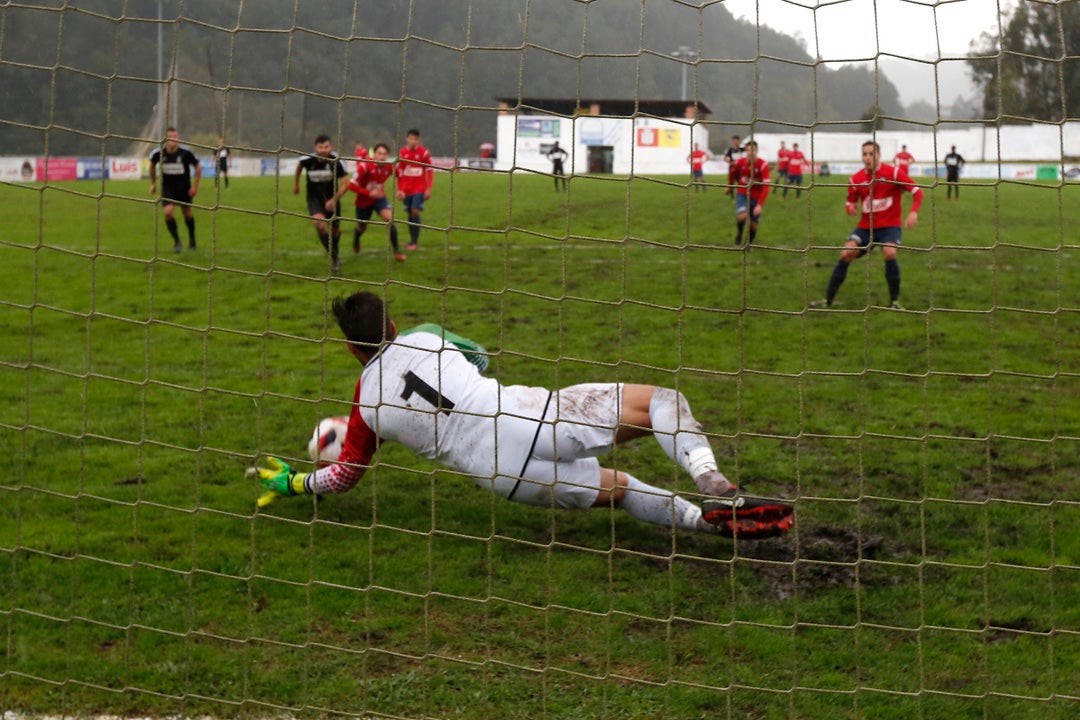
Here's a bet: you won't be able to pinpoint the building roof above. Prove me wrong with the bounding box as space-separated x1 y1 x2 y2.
495 97 712 119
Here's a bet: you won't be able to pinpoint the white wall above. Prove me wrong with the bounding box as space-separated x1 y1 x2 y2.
495 116 1079 175
735 124 1079 167
495 114 710 176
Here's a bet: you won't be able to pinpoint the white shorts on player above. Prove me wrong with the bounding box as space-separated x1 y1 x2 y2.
258 292 804 537
358 331 619 509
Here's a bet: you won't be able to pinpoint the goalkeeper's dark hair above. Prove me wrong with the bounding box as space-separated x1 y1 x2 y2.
332 292 393 350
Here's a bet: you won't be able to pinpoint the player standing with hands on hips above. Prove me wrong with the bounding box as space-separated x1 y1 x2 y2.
249 291 795 540
547 141 569 191
395 129 434 251
687 143 710 192
783 142 807 199
944 145 965 200
811 141 923 310
149 127 201 253
893 144 915 174
215 137 230 189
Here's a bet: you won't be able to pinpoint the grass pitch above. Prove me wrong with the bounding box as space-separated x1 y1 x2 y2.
0 171 1078 719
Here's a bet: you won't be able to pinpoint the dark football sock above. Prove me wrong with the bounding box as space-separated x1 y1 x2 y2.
165 218 180 243
885 259 901 302
826 261 849 305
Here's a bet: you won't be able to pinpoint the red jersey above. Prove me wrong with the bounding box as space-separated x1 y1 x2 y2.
395 144 433 196
847 163 923 230
893 151 914 171
306 378 379 494
729 156 771 203
777 147 791 171
787 150 808 176
689 149 709 171
348 160 394 209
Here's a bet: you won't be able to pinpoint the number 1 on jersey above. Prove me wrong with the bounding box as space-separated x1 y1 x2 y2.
401 371 456 415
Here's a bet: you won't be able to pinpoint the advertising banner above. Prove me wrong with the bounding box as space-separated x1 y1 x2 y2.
108 157 142 180
657 128 681 147
1035 165 1058 181
37 157 78 181
636 128 659 147
77 157 106 180
518 118 560 138
0 158 38 182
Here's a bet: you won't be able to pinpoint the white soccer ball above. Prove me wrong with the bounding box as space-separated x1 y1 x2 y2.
307 416 349 467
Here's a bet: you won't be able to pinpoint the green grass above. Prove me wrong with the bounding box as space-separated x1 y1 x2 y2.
1 171 1078 720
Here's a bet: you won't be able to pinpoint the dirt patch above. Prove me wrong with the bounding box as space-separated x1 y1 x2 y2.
738 525 886 600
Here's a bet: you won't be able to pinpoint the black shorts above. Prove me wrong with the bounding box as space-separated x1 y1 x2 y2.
161 187 191 205
946 169 960 182
308 196 340 226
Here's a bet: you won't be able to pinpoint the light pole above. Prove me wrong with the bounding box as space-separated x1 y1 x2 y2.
671 45 699 101
156 0 163 141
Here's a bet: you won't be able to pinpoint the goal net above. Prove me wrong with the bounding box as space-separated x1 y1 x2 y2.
1 1 1077 719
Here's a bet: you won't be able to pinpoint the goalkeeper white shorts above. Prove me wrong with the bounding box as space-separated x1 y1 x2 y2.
476 383 623 509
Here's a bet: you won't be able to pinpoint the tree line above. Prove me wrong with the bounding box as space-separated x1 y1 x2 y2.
0 0 1070 158
966 1 1079 126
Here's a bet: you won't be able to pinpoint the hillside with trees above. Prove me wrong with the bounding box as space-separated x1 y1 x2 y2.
966 1 1079 125
0 0 910 157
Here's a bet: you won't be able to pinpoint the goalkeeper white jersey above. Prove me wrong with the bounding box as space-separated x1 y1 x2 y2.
358 331 550 485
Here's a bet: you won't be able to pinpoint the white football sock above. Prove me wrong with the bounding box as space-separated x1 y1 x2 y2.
649 388 719 476
619 475 704 531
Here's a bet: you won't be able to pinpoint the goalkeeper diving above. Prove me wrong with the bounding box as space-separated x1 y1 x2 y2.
251 291 794 539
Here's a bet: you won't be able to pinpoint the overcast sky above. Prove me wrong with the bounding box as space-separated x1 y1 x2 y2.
725 0 1004 61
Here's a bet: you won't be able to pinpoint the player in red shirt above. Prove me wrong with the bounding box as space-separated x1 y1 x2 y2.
812 141 923 310
687 143 710 192
776 141 791 195
726 139 771 247
394 128 434 250
783 142 807 199
331 143 405 262
893 145 915 173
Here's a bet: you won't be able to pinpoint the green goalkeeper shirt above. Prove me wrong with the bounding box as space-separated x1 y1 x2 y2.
399 323 489 373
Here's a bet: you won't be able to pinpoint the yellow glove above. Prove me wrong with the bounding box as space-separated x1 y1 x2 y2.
249 457 309 508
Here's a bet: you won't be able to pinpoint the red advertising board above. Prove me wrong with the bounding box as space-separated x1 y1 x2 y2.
36 157 79 181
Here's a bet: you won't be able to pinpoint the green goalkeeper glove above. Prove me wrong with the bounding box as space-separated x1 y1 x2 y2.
250 457 309 508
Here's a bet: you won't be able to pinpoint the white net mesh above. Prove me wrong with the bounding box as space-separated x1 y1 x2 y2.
1 1 1077 719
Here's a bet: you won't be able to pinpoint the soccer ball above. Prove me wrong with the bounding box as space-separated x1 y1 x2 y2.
307 416 349 467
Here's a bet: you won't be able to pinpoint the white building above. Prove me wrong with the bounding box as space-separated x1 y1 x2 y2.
493 98 712 177
492 97 1079 180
